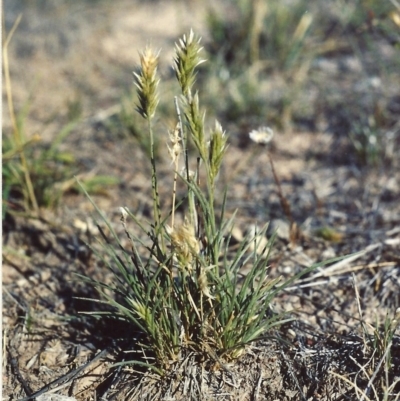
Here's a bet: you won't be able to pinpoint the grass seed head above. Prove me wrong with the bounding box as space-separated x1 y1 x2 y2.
134 47 160 119
186 92 207 161
198 268 215 300
208 120 227 185
174 29 206 96
168 124 182 165
168 220 200 269
128 298 151 323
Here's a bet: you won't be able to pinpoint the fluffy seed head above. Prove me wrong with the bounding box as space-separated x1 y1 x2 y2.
198 269 215 300
134 47 160 119
168 124 182 165
167 221 200 269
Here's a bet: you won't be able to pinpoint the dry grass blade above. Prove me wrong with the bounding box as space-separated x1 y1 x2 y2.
330 371 373 401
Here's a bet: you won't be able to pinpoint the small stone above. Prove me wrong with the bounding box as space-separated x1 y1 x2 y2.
268 219 290 240
246 224 269 255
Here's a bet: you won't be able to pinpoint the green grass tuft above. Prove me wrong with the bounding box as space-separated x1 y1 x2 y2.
77 30 346 375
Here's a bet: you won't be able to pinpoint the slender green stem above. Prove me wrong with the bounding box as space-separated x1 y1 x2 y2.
171 166 178 230
148 118 165 251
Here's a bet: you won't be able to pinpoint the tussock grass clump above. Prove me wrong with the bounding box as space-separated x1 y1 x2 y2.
79 30 325 375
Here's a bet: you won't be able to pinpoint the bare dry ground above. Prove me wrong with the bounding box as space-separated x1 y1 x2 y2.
2 1 400 400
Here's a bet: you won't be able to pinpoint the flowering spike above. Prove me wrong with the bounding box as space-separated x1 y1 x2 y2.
134 47 160 119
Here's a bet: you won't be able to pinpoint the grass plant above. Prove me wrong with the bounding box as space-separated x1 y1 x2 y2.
207 0 312 70
3 4 399 399
2 15 39 214
2 120 77 214
204 0 400 137
78 31 346 375
111 1 399 146
331 310 400 401
2 15 119 217
205 0 314 129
